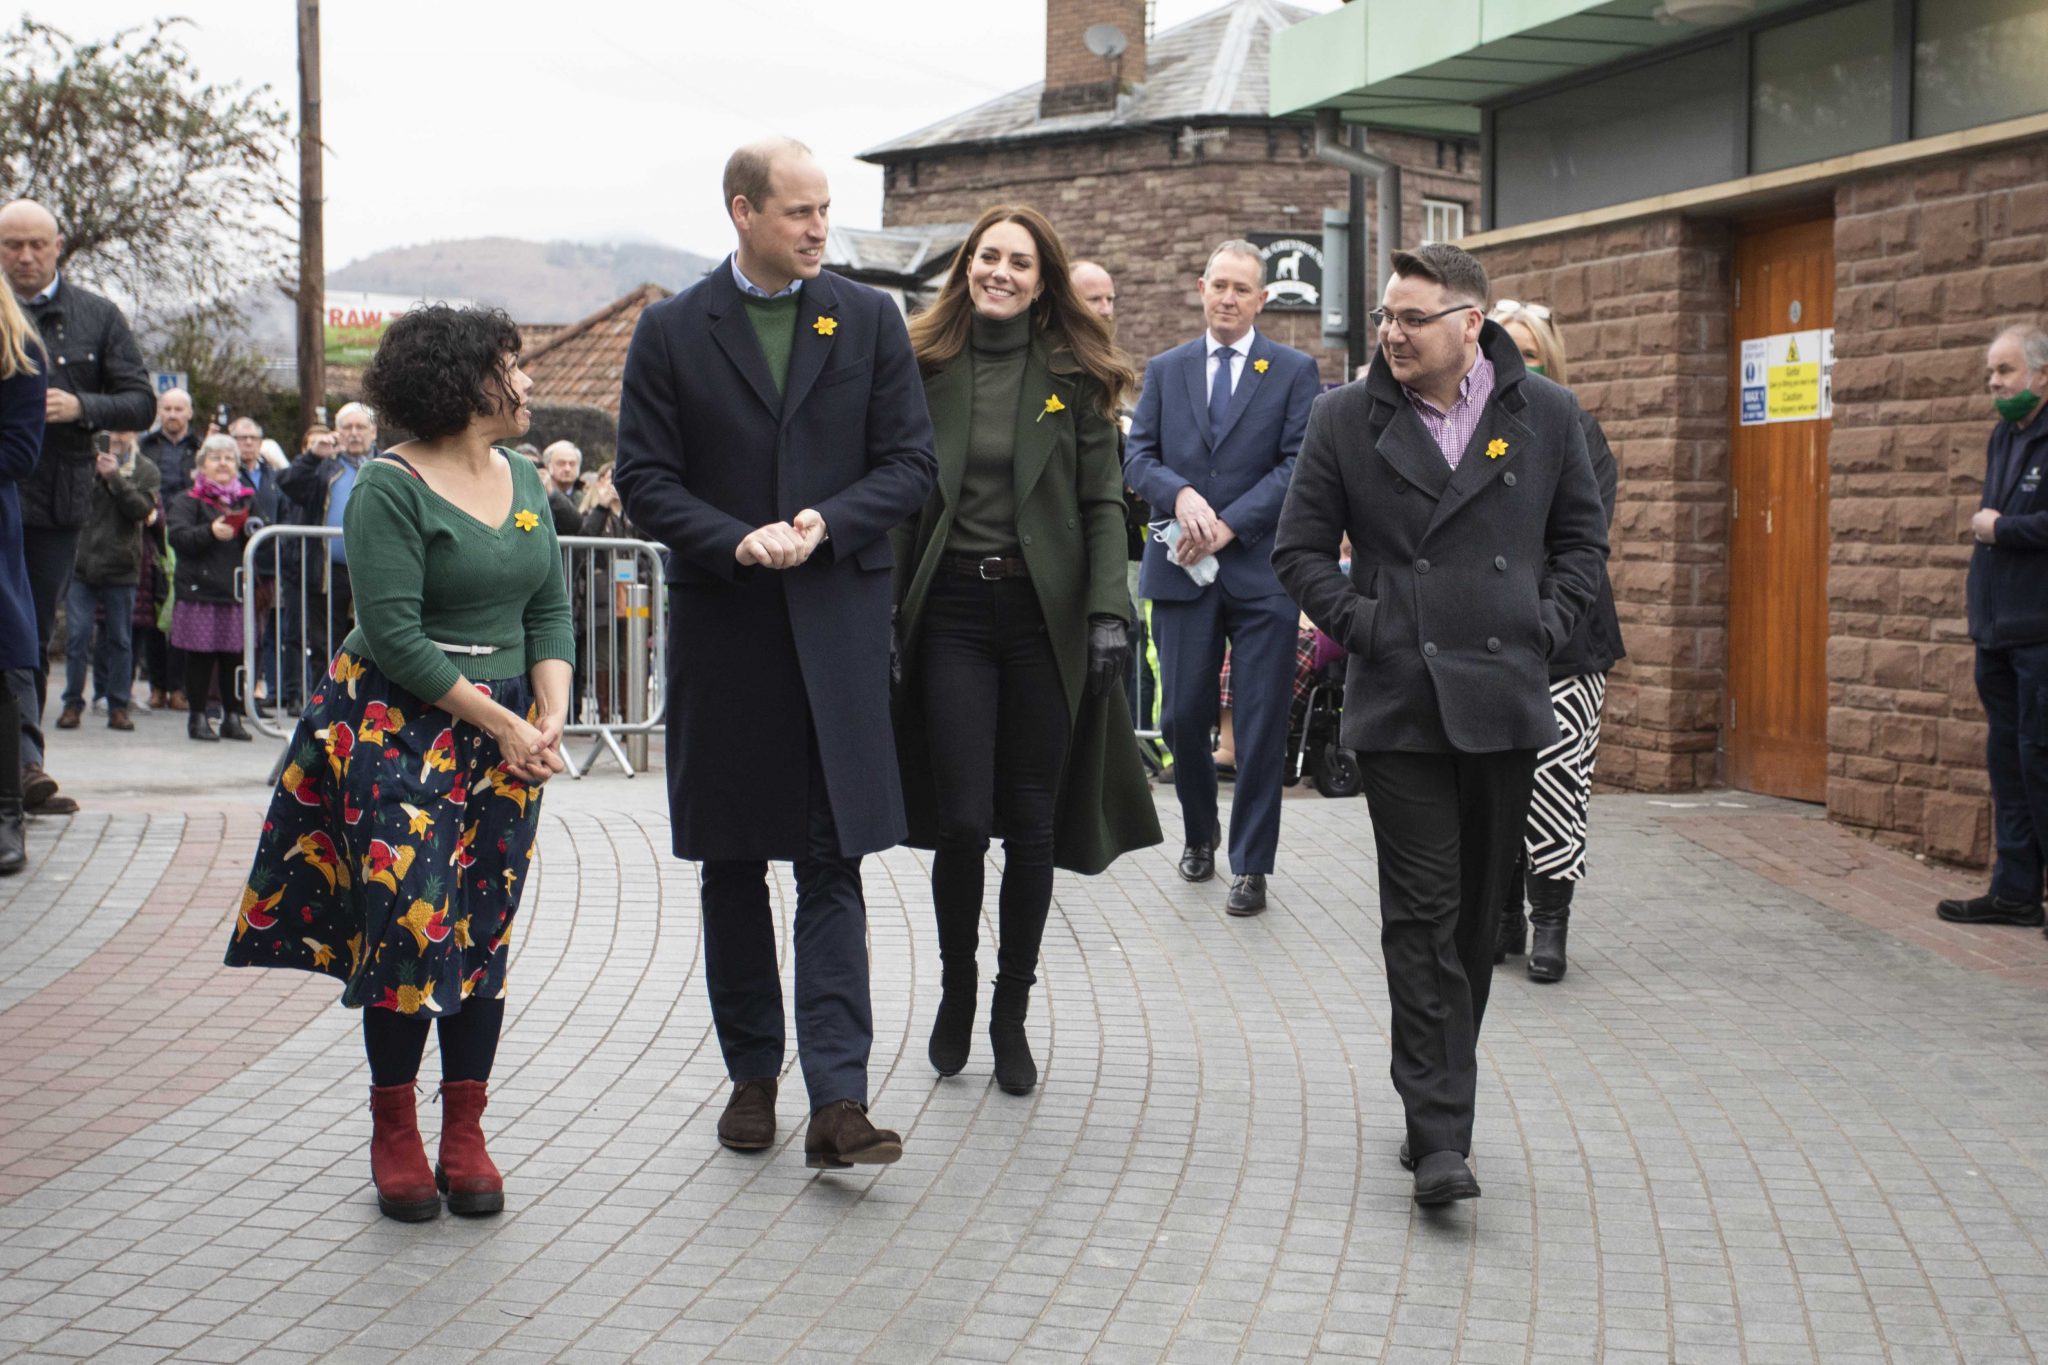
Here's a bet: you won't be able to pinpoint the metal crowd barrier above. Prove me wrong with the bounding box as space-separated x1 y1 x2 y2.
239 526 666 782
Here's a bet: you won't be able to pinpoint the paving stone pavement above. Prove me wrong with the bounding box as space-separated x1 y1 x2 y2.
3 712 2046 1363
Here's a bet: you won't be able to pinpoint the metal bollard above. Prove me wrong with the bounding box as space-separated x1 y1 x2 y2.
624 580 650 773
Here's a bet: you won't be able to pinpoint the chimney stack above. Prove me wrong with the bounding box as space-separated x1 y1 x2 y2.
1041 0 1146 118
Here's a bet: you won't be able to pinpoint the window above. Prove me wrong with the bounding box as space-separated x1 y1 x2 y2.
1422 200 1466 243
1914 0 2048 138
1751 0 1893 173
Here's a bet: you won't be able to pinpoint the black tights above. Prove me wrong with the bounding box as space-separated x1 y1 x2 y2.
184 650 243 716
362 998 505 1087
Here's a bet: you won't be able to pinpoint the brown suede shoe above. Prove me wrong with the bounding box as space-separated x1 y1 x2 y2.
108 707 134 732
804 1100 903 1170
716 1077 777 1152
55 705 81 730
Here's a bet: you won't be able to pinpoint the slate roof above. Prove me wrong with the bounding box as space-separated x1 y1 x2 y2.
861 0 1317 160
825 223 973 282
520 282 671 418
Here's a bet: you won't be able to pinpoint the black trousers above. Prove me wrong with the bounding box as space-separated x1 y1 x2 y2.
303 562 355 683
1978 642 2048 905
10 524 80 768
916 573 1072 991
698 735 872 1110
1359 747 1537 1158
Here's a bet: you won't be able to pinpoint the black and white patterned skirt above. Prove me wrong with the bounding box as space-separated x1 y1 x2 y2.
1523 672 1607 882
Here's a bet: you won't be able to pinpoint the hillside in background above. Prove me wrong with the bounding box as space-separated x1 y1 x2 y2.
328 237 719 324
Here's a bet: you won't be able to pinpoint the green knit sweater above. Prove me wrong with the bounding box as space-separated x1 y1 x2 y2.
339 450 576 701
742 291 802 397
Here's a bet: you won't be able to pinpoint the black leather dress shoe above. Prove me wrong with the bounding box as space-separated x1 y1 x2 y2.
1413 1151 1481 1204
1177 841 1215 883
1226 873 1266 917
1936 893 2043 927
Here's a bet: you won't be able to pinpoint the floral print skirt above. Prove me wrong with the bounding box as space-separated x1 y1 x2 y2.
224 649 545 1015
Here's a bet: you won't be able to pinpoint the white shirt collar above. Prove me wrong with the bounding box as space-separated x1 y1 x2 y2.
1205 328 1255 361
24 271 59 308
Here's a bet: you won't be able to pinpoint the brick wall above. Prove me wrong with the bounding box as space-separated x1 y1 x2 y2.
1475 216 1734 794
874 123 1481 381
1827 136 2048 866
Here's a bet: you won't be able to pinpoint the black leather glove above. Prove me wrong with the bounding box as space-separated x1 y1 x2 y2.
889 606 904 693
1086 614 1129 699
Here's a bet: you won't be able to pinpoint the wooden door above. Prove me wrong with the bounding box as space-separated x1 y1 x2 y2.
1727 218 1833 802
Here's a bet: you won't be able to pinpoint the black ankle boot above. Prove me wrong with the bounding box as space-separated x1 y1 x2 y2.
188 711 219 742
0 798 25 875
218 710 253 742
1494 906 1526 963
1527 880 1572 983
988 978 1037 1095
928 964 977 1077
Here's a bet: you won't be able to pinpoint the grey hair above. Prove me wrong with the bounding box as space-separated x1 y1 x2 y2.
334 401 375 426
1997 324 2048 373
198 433 239 461
1202 239 1263 281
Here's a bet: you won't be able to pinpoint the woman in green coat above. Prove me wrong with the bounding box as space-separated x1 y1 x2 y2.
895 205 1162 1095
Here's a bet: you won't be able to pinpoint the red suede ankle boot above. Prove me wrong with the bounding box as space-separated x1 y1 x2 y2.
435 1080 504 1215
368 1084 440 1221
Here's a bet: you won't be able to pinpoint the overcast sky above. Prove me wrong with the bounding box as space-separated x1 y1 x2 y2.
59 0 1337 269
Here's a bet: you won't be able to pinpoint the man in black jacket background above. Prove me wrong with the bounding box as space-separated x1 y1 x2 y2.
1938 325 2048 928
1273 243 1608 1207
0 200 156 814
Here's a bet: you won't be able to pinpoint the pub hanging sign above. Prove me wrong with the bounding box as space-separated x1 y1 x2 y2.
1248 232 1324 312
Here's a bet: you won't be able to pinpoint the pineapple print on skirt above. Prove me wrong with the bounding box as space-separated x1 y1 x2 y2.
225 649 545 1016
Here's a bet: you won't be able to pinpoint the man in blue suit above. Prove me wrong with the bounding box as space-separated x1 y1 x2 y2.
615 139 936 1171
1124 240 1320 917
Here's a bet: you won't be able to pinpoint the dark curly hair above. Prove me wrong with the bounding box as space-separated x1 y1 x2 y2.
360 304 523 442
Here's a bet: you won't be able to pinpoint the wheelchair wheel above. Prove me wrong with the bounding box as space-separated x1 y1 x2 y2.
1313 743 1364 799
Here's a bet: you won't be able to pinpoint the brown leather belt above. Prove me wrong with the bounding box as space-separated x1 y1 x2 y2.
940 554 1031 581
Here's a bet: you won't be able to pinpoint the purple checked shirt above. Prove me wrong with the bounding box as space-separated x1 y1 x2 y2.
1403 353 1494 469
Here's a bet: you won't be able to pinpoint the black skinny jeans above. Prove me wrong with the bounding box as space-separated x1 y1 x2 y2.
916 573 1071 992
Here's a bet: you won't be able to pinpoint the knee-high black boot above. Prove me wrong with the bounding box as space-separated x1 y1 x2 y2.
1527 874 1574 983
1495 851 1527 962
928 840 983 1077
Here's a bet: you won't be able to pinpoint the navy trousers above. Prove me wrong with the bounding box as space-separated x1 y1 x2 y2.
697 738 873 1111
1153 585 1297 874
1359 747 1537 1159
1978 642 2048 906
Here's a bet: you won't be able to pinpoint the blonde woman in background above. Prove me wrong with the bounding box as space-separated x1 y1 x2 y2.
0 287 45 872
1488 299 1625 982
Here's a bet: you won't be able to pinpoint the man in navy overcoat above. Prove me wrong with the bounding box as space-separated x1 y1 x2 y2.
614 139 935 1171
1124 240 1320 917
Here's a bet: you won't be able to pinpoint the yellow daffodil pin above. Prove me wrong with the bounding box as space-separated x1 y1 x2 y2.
814 316 838 336
1253 358 1269 374
1037 393 1066 423
1486 438 1509 460
514 509 540 532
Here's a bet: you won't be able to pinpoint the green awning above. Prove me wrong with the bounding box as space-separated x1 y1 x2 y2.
1270 0 1813 134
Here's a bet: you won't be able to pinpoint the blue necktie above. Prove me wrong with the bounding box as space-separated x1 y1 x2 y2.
1209 349 1233 433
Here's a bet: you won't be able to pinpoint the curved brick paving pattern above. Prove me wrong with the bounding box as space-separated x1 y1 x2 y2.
5 764 2048 1362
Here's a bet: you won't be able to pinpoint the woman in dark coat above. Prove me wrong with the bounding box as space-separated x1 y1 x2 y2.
894 205 1161 1094
0 287 46 873
1488 299 1626 983
167 434 258 741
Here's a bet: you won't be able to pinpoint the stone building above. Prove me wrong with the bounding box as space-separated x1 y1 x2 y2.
1273 0 2048 866
859 0 1482 381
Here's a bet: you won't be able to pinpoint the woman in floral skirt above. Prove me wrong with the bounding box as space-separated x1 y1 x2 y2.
168 434 258 741
225 305 574 1221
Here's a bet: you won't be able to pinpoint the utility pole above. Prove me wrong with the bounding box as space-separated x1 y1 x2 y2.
295 0 325 436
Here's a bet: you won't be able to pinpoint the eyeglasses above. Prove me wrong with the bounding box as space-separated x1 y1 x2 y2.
1491 299 1553 322
1369 304 1475 334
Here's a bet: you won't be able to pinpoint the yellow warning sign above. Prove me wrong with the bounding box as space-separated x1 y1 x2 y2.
1765 330 1822 422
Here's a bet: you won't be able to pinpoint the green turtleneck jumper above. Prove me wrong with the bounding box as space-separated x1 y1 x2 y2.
740 291 802 396
949 310 1032 558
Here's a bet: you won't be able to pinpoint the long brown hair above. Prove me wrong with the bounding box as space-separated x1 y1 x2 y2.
909 205 1135 417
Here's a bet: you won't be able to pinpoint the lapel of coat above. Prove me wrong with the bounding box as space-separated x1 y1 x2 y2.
779 270 840 424
1374 399 1454 503
924 356 972 514
704 260 781 419
1209 333 1267 450
1181 340 1214 449
1422 387 1538 541
1012 337 1066 508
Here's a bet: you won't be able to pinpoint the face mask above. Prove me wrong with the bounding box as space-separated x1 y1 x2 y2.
1527 363 1546 376
1995 389 2041 423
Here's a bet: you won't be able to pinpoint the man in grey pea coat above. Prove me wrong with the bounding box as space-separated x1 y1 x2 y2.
1273 243 1608 1206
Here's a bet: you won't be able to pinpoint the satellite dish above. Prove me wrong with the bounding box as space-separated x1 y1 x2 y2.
1084 23 1128 58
